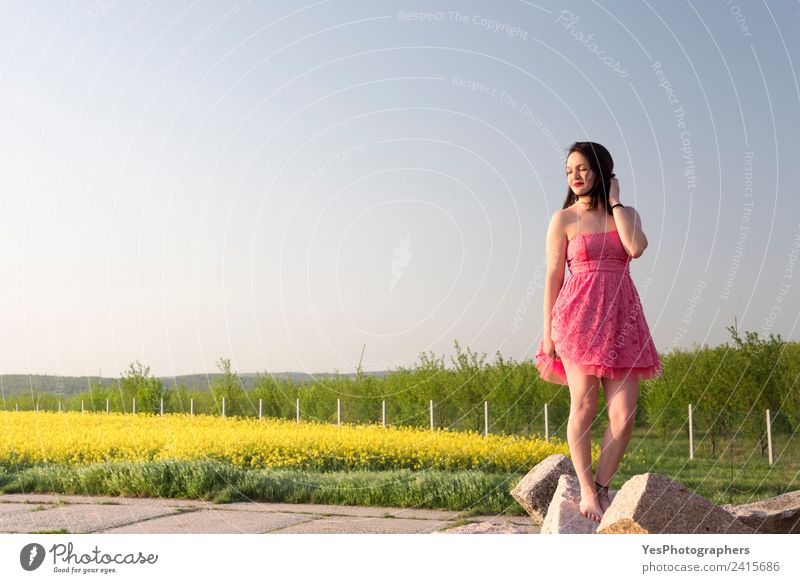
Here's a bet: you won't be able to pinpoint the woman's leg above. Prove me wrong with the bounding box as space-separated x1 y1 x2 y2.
560 354 604 522
594 373 640 512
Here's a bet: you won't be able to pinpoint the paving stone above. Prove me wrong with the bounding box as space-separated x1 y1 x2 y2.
435 520 534 534
98 510 315 534
0 503 56 518
0 503 180 534
219 501 461 521
469 514 535 526
0 493 211 509
0 494 535 534
268 516 451 534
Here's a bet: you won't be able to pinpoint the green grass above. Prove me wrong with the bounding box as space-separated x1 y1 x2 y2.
0 460 524 514
0 426 795 514
603 426 799 505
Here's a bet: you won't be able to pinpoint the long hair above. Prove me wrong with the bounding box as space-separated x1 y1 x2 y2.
561 142 616 214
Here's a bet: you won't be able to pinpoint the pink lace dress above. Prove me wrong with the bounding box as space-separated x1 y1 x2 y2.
535 230 663 385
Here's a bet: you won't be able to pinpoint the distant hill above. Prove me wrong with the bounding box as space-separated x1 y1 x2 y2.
0 370 392 396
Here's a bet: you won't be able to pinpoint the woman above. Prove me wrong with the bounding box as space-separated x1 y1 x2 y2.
535 142 663 523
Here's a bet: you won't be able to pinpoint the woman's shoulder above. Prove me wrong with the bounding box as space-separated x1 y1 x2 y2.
551 206 577 221
551 206 581 227
548 208 571 229
546 208 573 243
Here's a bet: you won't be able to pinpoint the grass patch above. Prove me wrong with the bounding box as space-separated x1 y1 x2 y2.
0 460 526 515
608 426 798 505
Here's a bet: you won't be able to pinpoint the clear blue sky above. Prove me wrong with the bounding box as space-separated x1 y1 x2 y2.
0 0 797 377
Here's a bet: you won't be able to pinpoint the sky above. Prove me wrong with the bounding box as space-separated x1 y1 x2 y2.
0 0 797 378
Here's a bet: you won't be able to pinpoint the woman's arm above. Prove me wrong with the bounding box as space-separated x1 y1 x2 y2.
608 178 648 258
543 213 567 340
615 206 648 258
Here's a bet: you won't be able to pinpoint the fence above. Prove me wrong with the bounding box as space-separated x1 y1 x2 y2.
4 398 793 466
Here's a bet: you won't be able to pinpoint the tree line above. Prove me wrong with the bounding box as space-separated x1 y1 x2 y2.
3 329 798 444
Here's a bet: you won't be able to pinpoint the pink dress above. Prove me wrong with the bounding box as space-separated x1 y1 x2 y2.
535 230 663 385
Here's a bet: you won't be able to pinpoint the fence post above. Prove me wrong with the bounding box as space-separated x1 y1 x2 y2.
544 403 549 442
430 400 434 430
296 398 300 424
190 398 194 417
337 398 341 428
15 404 19 412
382 400 386 427
160 398 164 416
222 397 226 418
59 401 62 412
766 409 773 467
688 404 694 460
132 398 136 415
81 400 85 413
484 401 489 436
106 398 109 414
259 398 263 419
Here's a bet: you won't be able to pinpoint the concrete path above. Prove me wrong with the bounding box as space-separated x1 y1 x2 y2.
0 494 538 534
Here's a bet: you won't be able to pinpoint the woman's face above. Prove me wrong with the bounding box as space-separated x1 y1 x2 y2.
566 151 595 197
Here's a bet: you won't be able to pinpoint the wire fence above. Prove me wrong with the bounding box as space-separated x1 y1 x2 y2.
3 397 797 466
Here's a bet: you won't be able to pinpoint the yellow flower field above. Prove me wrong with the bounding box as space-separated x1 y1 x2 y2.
0 411 592 472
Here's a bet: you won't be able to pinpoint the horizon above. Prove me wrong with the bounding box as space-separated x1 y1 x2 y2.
2 325 792 379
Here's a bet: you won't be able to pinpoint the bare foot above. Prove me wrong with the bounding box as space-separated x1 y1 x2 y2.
579 488 604 522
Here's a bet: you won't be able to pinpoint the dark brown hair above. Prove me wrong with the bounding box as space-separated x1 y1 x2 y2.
561 141 616 214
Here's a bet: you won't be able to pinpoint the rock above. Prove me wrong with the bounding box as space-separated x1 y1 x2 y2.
510 454 576 525
596 473 756 534
540 474 619 534
721 490 800 534
541 474 595 534
438 520 529 534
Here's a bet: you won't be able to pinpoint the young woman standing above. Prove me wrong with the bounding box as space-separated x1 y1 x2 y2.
535 142 663 522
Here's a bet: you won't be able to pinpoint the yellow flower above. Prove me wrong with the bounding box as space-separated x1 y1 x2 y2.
0 411 577 472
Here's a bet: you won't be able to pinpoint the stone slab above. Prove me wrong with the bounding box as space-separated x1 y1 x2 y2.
0 494 536 534
268 516 451 534
98 510 314 534
219 501 461 521
0 493 211 510
436 520 535 534
0 502 56 516
469 514 536 526
0 503 180 534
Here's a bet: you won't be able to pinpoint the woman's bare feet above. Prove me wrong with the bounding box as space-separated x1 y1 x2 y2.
579 487 604 522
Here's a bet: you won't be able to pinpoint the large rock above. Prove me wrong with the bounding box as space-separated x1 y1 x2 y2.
510 454 575 525
540 474 619 534
596 473 756 534
721 490 800 534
